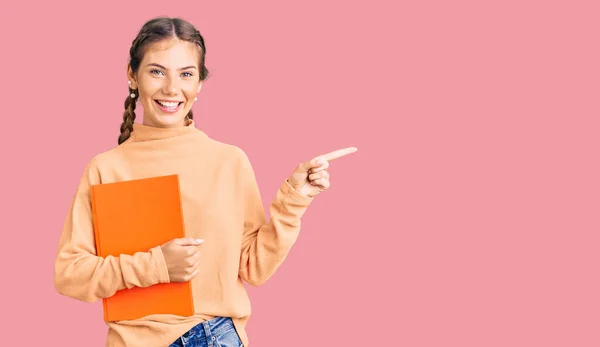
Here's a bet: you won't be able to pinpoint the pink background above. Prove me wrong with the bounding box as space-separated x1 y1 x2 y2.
1 0 599 346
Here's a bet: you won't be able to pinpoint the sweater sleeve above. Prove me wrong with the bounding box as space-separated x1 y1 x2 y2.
237 149 314 286
53 159 171 303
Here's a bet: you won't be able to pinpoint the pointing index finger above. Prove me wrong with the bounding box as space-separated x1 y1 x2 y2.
319 147 358 162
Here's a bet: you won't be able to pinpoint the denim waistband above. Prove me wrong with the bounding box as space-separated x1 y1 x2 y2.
181 316 235 339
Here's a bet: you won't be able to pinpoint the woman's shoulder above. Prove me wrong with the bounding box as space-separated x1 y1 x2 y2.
201 134 251 162
72 143 131 183
83 146 122 169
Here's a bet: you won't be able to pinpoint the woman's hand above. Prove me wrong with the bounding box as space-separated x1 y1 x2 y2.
160 237 204 282
287 147 357 198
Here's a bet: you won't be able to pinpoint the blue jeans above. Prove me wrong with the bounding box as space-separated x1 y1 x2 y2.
169 317 243 347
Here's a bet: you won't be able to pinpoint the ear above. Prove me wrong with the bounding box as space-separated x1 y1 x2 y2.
197 83 202 93
127 65 137 89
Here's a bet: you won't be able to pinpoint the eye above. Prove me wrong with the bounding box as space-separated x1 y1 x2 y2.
150 69 164 76
182 72 193 77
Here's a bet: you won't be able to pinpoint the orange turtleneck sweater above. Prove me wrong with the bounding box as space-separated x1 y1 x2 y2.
53 120 313 346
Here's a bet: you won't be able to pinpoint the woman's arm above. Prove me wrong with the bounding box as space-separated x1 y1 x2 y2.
53 160 170 303
237 149 313 286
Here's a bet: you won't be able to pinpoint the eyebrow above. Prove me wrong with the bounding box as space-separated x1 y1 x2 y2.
147 63 197 70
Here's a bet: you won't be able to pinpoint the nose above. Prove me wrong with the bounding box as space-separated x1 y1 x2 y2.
162 75 179 95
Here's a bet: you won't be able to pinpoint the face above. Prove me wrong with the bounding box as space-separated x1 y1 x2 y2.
128 38 202 128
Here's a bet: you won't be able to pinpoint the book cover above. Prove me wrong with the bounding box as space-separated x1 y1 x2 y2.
90 174 194 321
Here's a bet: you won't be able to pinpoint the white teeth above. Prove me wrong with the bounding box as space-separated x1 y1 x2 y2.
157 101 179 108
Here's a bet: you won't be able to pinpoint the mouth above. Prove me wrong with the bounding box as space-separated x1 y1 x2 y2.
154 100 184 113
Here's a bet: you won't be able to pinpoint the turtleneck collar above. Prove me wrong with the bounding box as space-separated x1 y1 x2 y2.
130 119 198 142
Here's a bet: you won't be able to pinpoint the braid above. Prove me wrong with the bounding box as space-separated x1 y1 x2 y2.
118 88 137 145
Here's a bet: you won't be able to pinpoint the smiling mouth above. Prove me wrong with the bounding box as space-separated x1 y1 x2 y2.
154 100 184 112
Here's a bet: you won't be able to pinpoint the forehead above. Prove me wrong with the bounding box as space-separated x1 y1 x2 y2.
141 38 200 68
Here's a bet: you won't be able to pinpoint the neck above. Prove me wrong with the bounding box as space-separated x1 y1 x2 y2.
130 119 197 142
142 116 192 128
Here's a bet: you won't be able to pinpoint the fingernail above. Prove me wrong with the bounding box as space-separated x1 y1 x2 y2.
317 159 324 165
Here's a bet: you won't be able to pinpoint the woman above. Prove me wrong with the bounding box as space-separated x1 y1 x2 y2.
53 16 356 347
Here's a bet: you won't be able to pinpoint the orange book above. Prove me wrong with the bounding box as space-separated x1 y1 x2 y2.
90 174 194 322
